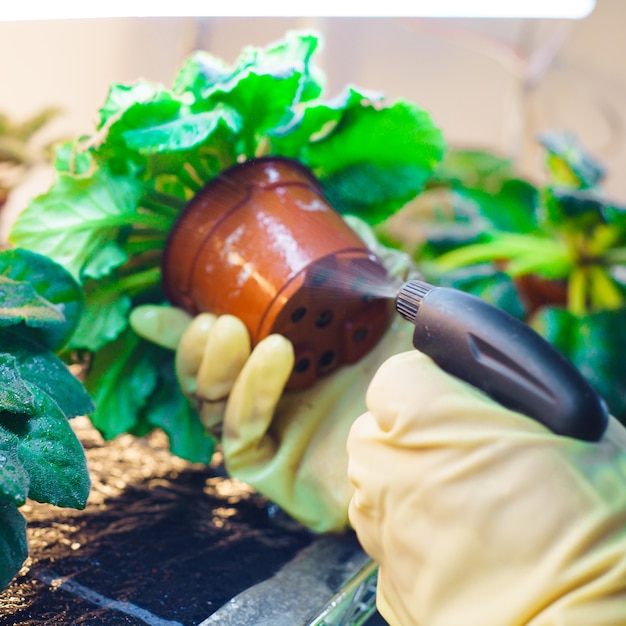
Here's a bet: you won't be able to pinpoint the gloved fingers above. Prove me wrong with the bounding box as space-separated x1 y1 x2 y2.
174 314 249 434
348 353 626 626
346 410 382 514
222 334 294 464
175 312 218 397
129 304 192 350
196 315 251 401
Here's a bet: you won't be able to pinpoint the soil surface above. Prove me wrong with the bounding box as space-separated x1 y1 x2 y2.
0 417 316 625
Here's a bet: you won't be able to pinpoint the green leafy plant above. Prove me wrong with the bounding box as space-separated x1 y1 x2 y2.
0 248 94 589
384 133 626 421
8 31 445 462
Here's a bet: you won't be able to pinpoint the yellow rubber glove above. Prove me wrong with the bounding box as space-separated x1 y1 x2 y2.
347 350 626 626
130 215 417 533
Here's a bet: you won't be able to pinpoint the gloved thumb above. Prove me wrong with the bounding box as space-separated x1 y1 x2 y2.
365 350 549 441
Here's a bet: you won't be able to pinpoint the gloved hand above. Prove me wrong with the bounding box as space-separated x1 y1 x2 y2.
130 215 417 533
347 350 626 626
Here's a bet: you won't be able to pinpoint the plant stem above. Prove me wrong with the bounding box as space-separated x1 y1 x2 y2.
124 234 168 255
142 192 185 220
120 266 161 293
180 164 205 192
98 267 162 299
98 213 173 232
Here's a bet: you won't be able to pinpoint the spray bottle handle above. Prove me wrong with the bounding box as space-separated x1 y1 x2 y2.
396 280 609 442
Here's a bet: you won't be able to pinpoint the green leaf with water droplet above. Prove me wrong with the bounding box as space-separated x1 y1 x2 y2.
1 390 90 509
0 498 27 590
0 427 29 506
0 354 36 416
0 277 65 326
1 329 94 420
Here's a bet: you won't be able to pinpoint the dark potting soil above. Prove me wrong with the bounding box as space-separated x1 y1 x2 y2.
0 417 316 625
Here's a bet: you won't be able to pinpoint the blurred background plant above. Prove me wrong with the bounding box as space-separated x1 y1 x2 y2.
0 107 60 215
380 131 626 423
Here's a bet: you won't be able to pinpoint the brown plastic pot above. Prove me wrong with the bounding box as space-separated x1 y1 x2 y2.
162 156 392 389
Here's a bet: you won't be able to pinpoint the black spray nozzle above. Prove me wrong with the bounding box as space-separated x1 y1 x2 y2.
395 280 433 323
395 279 608 442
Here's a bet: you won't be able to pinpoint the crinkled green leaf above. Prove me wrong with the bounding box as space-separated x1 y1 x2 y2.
96 94 183 177
1 392 90 508
176 31 322 106
0 248 84 350
98 81 158 127
0 428 29 506
105 96 182 147
0 498 27 590
211 30 322 103
0 329 94 420
251 30 323 103
141 355 214 463
54 141 94 175
85 329 158 439
9 168 144 281
208 71 303 158
187 33 323 158
270 86 383 158
81 241 129 280
322 161 436 224
122 106 241 154
172 51 231 98
304 100 445 223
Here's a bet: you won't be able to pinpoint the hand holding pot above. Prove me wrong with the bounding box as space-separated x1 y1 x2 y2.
347 350 626 626
131 214 417 533
130 307 413 533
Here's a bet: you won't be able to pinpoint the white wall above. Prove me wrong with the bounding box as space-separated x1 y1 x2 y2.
1 1 624 220
0 17 198 139
197 6 626 198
